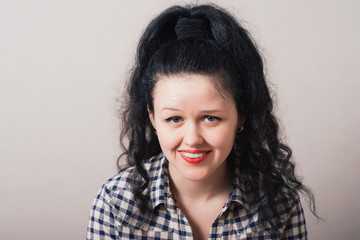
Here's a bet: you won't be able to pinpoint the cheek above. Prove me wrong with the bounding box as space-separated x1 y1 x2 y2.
157 130 181 152
207 126 236 150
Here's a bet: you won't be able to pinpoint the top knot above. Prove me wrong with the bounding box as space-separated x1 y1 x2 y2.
174 18 210 40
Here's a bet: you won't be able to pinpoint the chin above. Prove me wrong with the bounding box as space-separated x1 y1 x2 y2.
180 168 211 181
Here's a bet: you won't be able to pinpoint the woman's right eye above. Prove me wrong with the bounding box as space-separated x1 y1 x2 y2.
165 116 182 123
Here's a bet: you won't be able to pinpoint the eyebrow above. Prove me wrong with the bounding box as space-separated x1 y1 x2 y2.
160 107 182 113
199 109 225 114
160 107 225 114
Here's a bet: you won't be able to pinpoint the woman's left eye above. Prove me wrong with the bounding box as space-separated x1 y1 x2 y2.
203 115 221 122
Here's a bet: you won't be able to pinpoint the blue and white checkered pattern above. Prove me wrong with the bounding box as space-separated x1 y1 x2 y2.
87 153 307 239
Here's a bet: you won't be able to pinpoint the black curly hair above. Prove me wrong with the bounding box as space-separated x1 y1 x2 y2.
118 4 317 226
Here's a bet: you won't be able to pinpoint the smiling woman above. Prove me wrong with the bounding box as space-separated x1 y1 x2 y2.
149 74 240 185
86 3 316 240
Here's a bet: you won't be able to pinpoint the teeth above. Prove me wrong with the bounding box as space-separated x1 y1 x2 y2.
181 152 207 158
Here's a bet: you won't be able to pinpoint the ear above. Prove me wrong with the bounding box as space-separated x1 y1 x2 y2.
147 106 156 130
237 117 244 129
237 105 245 128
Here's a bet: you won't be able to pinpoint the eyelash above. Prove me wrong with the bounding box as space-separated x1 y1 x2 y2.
165 115 221 123
203 115 221 122
165 116 182 123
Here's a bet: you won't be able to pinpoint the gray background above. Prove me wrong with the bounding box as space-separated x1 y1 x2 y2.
1 0 359 239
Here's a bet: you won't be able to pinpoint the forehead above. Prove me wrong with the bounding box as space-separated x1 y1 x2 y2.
153 73 232 100
152 73 236 110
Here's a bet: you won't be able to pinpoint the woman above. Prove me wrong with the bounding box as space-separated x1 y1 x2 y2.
87 4 316 239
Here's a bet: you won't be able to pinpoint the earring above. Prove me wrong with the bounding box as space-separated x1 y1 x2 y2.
238 126 244 132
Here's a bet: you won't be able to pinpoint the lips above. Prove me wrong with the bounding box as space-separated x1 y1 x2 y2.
178 150 211 164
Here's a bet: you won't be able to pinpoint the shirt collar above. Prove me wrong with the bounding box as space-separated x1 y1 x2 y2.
147 153 174 210
227 163 252 211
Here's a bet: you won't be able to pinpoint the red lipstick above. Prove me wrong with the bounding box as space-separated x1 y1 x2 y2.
178 150 211 164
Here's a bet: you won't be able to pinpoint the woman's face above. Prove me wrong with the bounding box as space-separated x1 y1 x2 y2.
149 73 241 182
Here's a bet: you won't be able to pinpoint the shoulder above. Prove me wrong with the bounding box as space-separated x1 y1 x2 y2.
277 187 307 238
271 187 307 238
241 182 304 222
274 186 303 214
101 165 135 196
87 154 165 238
101 153 164 195
94 154 164 227
237 186 307 239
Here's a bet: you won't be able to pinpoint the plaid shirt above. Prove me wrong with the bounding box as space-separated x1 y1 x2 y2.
87 153 307 239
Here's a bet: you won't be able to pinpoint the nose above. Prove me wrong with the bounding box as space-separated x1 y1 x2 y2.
183 122 204 146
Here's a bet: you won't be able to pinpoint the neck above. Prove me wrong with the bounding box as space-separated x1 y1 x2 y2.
168 162 233 202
